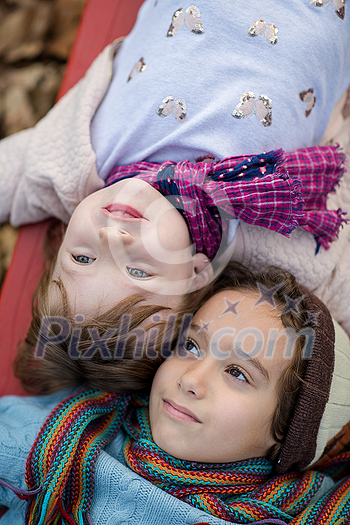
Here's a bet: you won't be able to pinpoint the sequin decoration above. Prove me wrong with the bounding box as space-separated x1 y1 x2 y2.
256 95 272 126
185 5 204 34
265 23 278 44
248 20 278 44
157 96 174 117
173 99 187 121
232 92 256 118
167 8 185 36
127 58 147 82
248 19 265 36
232 92 272 127
309 0 346 20
157 96 187 122
299 88 316 117
167 5 204 36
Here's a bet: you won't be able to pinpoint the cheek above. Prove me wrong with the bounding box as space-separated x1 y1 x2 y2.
216 395 276 445
157 209 192 252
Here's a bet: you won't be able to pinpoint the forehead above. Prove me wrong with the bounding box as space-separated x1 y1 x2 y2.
194 289 282 328
192 289 292 372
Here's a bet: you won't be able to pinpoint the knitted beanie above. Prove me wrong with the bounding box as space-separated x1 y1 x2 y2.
276 288 350 474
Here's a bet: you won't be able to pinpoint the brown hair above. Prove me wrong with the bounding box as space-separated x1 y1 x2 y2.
14 220 212 394
203 262 309 462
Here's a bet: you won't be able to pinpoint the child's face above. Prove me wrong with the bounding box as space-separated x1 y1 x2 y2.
53 178 208 315
149 289 293 463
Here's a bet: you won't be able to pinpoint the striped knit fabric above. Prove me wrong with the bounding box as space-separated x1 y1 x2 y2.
106 145 347 258
2 389 350 525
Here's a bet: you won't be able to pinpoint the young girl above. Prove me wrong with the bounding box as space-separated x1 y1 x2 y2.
0 1 349 330
1 264 350 525
0 0 348 407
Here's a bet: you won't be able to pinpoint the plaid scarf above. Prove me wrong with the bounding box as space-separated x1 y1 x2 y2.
2 389 350 525
106 145 347 258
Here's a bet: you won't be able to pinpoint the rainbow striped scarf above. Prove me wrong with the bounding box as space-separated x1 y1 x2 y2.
2 389 350 525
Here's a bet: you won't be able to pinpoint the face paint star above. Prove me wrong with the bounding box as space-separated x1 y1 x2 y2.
282 294 304 316
220 297 241 317
253 282 283 309
197 320 211 333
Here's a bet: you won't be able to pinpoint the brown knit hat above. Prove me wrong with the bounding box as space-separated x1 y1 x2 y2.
276 288 350 474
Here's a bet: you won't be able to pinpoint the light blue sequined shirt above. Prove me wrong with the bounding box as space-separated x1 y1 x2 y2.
91 0 350 180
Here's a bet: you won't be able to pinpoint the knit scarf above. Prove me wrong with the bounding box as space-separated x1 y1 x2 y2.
2 389 350 525
106 145 347 258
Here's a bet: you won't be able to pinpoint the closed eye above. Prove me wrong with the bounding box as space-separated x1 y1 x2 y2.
225 365 249 383
72 254 95 264
127 267 151 279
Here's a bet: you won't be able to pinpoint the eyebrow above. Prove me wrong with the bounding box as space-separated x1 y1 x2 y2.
191 323 270 383
234 349 270 383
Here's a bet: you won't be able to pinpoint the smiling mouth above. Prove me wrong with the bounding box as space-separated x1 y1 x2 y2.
163 400 202 423
103 203 146 220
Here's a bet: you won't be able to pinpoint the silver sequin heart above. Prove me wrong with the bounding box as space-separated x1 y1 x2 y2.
167 5 204 36
157 96 186 122
248 20 278 44
232 92 272 127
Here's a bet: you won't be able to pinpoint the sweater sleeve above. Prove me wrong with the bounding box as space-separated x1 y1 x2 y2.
0 390 75 520
0 129 33 225
0 43 116 227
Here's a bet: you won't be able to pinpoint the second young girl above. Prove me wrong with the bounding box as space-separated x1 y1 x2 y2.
2 264 350 525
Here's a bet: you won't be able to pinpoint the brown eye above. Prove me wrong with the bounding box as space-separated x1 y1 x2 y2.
225 366 248 383
183 338 200 357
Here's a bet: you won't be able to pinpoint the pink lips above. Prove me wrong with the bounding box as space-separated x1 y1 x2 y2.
163 400 202 423
104 203 145 220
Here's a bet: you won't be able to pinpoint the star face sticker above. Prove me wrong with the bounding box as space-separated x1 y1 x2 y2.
282 294 305 316
220 298 242 317
253 282 283 309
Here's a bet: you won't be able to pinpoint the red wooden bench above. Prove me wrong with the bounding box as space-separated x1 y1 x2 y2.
0 0 144 397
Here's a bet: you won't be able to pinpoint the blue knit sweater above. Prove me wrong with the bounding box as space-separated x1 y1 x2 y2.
0 389 232 525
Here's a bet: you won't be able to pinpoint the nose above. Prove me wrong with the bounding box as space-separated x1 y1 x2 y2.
99 226 134 246
177 362 208 398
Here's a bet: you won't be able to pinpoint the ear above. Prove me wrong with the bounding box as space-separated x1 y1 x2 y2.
191 253 214 292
